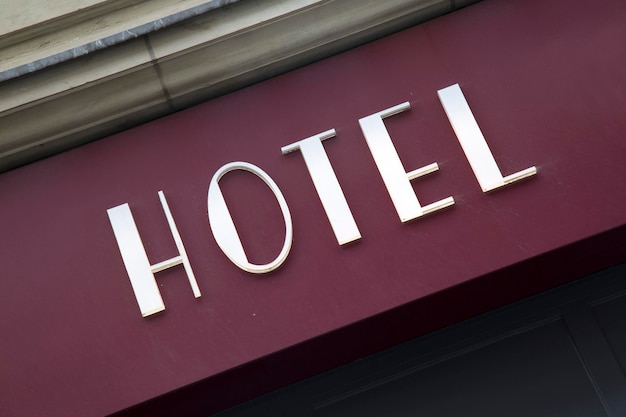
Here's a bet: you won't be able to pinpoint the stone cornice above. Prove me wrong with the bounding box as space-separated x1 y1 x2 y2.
0 0 480 172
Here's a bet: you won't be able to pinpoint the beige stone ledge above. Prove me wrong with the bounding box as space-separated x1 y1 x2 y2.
0 0 236 73
0 0 482 173
0 38 153 114
151 0 453 110
0 0 133 40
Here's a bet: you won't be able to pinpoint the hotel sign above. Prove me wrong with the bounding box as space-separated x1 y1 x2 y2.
2 0 625 416
107 84 537 317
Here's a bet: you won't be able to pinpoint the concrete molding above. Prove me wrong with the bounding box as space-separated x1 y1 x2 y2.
0 0 241 81
151 0 453 110
0 0 482 172
0 0 240 77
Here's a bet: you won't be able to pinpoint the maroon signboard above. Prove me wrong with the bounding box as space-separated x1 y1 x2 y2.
2 0 626 415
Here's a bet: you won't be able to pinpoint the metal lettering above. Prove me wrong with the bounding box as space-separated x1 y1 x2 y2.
359 102 455 222
208 162 293 273
281 129 361 245
437 84 537 192
107 191 201 317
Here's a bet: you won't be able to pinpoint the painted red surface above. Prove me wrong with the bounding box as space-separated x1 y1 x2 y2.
1 0 626 415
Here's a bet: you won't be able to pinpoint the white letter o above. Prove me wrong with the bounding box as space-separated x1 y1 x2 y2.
208 162 293 273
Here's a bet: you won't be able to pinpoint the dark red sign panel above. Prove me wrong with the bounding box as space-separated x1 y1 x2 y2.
1 0 626 415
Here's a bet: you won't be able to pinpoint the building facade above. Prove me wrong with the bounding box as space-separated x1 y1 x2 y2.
1 0 626 416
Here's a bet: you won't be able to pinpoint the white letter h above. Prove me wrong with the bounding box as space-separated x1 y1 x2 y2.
107 191 201 317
